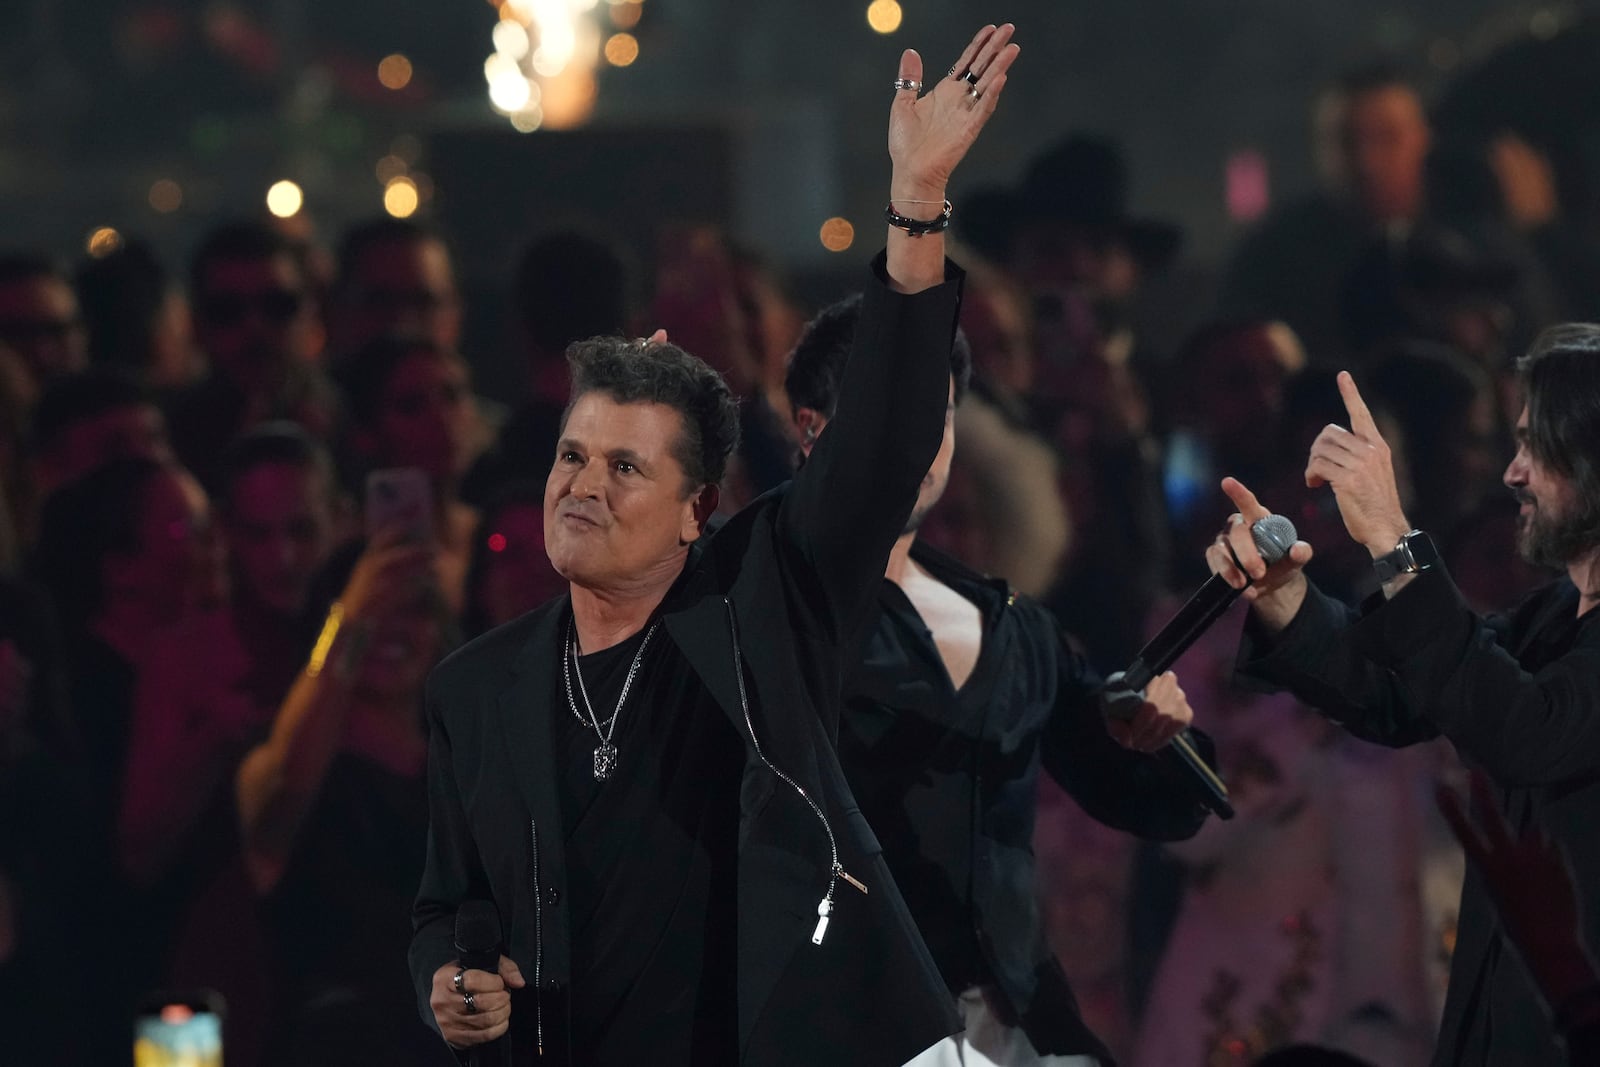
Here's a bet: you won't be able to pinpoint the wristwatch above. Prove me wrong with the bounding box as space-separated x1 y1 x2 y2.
1373 529 1438 585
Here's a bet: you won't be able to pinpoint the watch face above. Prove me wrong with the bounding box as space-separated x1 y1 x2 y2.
1401 531 1439 571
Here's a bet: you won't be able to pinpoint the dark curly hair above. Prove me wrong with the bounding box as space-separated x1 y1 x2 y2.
564 337 740 491
784 293 971 420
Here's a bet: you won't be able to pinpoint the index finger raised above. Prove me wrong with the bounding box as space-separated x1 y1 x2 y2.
1337 370 1381 440
1220 476 1269 523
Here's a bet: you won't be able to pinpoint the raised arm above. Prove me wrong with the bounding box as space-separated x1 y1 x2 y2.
779 24 1019 640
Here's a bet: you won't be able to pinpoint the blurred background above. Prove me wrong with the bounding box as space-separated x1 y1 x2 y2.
4 0 1599 393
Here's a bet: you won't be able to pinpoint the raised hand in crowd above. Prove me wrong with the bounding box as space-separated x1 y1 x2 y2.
235 524 436 893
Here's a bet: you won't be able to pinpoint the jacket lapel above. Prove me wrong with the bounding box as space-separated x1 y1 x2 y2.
661 563 749 735
496 598 569 830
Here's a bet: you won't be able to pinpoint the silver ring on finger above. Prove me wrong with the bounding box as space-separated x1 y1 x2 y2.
892 77 921 93
965 86 982 103
452 968 466 994
462 991 478 1015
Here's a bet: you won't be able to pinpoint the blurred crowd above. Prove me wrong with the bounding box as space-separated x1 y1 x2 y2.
0 63 1596 1065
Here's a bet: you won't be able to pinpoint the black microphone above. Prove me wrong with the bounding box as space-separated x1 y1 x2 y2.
1105 513 1299 822
455 901 509 1066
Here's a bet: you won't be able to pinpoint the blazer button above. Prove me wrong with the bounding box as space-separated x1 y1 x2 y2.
544 885 561 907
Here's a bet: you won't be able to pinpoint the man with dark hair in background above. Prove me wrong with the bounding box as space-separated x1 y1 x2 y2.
330 218 463 357
410 26 1022 1065
0 253 88 390
785 295 1210 1067
1207 326 1600 1064
169 221 332 486
463 230 631 507
1220 63 1433 357
29 369 173 502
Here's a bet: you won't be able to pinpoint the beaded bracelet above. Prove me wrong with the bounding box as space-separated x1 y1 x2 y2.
884 199 953 237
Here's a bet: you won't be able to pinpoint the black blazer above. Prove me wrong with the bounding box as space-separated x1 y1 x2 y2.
1238 565 1600 1066
410 256 965 1066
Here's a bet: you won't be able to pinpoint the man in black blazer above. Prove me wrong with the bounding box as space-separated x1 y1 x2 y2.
785 301 1212 1066
409 25 1021 1067
1206 331 1600 1065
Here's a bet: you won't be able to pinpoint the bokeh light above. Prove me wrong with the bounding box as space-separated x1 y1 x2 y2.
265 180 304 218
148 179 183 214
384 176 420 218
604 33 640 67
866 0 903 34
375 155 409 184
86 227 123 258
819 217 856 252
378 54 414 91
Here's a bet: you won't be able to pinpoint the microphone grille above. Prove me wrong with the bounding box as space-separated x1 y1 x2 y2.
1251 514 1298 565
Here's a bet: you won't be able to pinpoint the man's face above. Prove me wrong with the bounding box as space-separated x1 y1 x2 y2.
224 462 336 617
41 404 172 494
368 353 475 483
109 468 213 624
1505 406 1593 568
0 275 86 386
545 394 707 593
194 254 319 389
1322 86 1431 224
336 239 460 354
354 596 444 700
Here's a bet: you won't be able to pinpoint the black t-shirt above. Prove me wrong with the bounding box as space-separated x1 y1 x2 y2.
837 575 1003 995
556 617 743 1064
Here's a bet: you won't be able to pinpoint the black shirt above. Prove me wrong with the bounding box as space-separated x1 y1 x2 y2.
556 616 743 1064
837 573 1003 995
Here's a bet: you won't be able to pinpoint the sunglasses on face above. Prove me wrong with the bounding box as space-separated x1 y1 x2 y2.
199 288 305 327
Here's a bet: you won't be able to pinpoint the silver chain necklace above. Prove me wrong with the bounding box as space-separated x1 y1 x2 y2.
563 617 658 781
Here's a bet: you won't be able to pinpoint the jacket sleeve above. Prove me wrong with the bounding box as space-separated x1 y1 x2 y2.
1234 577 1443 750
776 252 963 644
410 669 492 1037
1037 613 1210 842
1344 566 1600 786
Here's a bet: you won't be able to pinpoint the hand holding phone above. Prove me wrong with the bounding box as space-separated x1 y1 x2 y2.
365 468 435 545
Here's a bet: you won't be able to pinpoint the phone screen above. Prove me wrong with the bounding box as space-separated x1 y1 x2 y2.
134 1000 223 1067
365 467 435 544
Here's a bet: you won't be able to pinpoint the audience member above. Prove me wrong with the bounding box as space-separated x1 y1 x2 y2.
75 238 201 390
29 456 216 1058
29 368 172 502
236 531 448 1066
1163 320 1305 583
330 218 462 357
1221 63 1432 357
463 229 630 506
336 334 481 616
170 221 332 486
462 481 564 639
0 253 88 390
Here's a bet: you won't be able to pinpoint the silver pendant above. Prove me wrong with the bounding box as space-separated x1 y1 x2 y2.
593 741 618 781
